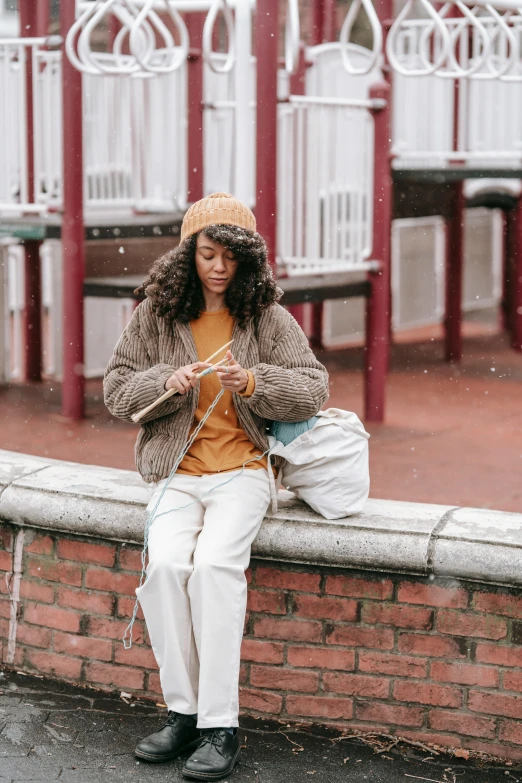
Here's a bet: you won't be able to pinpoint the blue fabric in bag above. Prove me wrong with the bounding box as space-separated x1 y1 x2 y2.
270 417 319 446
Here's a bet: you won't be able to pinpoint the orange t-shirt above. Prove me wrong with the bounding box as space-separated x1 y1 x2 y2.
177 309 267 475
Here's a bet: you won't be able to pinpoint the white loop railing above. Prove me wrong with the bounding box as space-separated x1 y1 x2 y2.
386 0 452 76
500 16 522 80
202 0 235 74
130 0 189 74
387 0 522 80
486 7 522 80
470 4 518 79
66 0 206 77
434 1 491 78
65 0 104 75
110 3 155 75
339 0 383 75
284 0 300 75
78 0 145 75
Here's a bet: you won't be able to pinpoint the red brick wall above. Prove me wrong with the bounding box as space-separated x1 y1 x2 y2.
1 524 522 761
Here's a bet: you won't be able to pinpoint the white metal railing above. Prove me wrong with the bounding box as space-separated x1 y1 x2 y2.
83 56 187 211
66 0 242 77
2 239 136 381
277 96 375 276
339 0 383 75
390 3 522 166
67 0 190 76
202 0 255 207
387 0 522 80
275 43 384 277
34 49 63 209
203 53 257 206
0 39 30 213
392 57 522 166
0 38 187 216
5 244 25 382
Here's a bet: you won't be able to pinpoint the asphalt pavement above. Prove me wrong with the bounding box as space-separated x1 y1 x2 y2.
0 669 521 783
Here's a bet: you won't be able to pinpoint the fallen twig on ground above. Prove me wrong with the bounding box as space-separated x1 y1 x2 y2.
332 730 440 756
278 727 305 752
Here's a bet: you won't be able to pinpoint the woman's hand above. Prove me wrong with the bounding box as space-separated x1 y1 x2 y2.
215 350 249 393
165 362 212 394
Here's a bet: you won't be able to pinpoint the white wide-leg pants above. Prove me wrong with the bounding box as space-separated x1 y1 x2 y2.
136 468 270 729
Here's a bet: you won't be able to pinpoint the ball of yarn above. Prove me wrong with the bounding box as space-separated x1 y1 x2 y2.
271 417 319 446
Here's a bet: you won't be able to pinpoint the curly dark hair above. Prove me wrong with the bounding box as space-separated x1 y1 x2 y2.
135 224 282 328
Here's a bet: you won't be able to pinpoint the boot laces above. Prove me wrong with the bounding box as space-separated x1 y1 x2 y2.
200 729 225 751
163 711 181 728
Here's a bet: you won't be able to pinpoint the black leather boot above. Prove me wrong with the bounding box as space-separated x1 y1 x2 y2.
182 728 240 780
134 711 200 763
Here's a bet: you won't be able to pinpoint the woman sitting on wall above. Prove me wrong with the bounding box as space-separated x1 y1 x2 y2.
104 192 329 781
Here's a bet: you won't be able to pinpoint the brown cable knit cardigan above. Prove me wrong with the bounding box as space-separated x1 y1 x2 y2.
103 298 329 483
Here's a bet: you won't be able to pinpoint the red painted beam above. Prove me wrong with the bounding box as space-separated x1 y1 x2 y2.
374 0 394 25
309 0 327 347
36 0 49 36
61 0 85 419
287 44 307 330
186 12 205 204
510 196 522 351
20 0 42 382
500 209 509 334
255 0 278 266
444 183 465 363
322 0 336 43
311 0 324 45
365 83 392 423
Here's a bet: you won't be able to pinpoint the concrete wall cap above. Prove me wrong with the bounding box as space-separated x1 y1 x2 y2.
0 450 520 587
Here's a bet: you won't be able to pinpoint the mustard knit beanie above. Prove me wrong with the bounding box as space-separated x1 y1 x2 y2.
180 192 256 243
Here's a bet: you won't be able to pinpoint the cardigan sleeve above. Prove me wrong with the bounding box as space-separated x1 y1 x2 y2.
244 309 329 422
103 304 190 424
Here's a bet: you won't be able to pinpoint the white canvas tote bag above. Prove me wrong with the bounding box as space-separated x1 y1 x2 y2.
269 409 370 519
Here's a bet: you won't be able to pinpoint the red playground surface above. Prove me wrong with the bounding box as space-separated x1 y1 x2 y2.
2 326 521 514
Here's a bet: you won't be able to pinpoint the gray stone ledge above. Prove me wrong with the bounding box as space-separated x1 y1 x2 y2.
1 449 521 588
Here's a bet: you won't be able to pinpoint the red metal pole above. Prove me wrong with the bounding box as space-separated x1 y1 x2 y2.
443 6 464 363
36 0 49 36
504 207 516 340
186 12 205 203
500 209 509 333
510 196 522 351
374 0 394 38
61 0 85 419
322 0 336 43
365 83 392 423
311 1 324 44
255 0 279 266
20 0 42 382
444 182 465 362
309 0 328 347
287 43 306 328
22 241 42 381
374 0 394 347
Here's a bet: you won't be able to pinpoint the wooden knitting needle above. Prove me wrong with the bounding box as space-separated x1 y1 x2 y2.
131 340 234 423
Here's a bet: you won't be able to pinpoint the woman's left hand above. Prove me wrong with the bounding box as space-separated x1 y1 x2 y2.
215 350 249 393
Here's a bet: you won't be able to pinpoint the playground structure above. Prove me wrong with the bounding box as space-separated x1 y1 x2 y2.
1 0 522 423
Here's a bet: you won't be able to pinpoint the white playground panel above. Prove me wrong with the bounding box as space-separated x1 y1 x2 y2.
322 209 503 348
277 45 380 277
0 39 187 215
